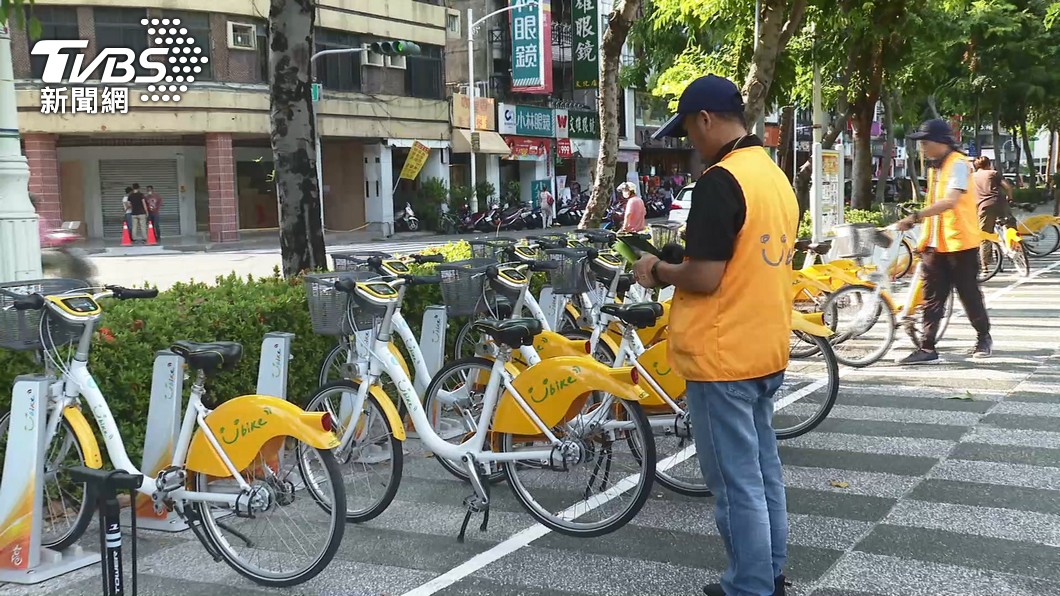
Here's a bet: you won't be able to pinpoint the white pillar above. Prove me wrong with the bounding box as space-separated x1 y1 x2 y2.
363 143 394 237
485 156 501 204
0 25 42 282
422 147 450 189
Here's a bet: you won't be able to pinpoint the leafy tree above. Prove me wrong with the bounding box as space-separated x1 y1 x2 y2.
1 0 38 35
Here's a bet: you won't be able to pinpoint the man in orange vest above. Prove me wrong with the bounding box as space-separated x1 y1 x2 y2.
635 74 798 596
897 119 992 363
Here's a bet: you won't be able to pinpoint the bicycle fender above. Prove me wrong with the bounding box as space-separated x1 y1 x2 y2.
792 310 834 337
635 340 683 407
63 406 103 469
493 356 649 436
185 395 340 477
352 381 407 442
389 342 411 382
532 330 592 359
1005 227 1022 245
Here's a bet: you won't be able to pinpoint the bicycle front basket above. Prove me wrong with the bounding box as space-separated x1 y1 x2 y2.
650 222 683 249
304 273 377 335
545 248 595 295
330 251 390 272
832 223 891 259
437 258 496 317
0 278 89 352
468 239 516 262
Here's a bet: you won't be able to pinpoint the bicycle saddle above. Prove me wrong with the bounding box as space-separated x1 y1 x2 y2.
600 302 664 329
171 341 244 375
471 317 543 348
794 239 832 255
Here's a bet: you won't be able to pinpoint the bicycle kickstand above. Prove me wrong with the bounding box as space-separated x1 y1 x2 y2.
457 453 491 543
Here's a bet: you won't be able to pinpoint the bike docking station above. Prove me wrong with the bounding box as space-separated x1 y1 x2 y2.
0 376 100 584
130 331 295 532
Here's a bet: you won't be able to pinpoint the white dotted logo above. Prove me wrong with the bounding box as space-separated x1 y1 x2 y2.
138 18 207 103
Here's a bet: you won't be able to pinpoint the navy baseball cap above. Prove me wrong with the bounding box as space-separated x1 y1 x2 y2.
652 75 745 139
907 119 955 144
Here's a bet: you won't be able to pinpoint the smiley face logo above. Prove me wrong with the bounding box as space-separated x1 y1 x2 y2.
760 233 790 267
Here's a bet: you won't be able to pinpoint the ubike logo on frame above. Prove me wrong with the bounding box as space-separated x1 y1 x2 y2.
30 17 208 115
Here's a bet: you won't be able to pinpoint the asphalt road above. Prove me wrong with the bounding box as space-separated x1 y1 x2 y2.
5 251 1060 596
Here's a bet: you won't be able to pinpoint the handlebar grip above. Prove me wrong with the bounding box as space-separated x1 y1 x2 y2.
13 294 45 311
586 248 599 260
529 261 559 272
413 254 445 264
334 278 358 294
401 274 442 286
485 265 500 279
108 287 159 300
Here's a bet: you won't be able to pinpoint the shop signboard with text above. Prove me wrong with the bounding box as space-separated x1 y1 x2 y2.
451 93 496 131
568 111 599 139
572 0 599 89
498 103 555 137
504 136 551 161
509 0 553 94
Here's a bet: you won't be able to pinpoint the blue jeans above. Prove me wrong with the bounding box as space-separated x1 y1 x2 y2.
686 373 787 596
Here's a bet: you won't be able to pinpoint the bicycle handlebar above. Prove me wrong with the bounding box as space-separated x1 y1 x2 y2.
411 254 445 264
106 286 159 300
529 261 559 272
12 294 46 311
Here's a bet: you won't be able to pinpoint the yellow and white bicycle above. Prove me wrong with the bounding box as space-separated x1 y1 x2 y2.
0 280 345 587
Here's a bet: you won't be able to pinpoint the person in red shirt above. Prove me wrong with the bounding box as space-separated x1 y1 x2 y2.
145 185 163 241
619 182 646 232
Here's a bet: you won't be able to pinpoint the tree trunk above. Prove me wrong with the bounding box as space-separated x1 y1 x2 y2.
991 106 1002 170
906 136 921 201
580 0 640 228
270 0 326 277
1048 130 1057 194
1019 115 1036 189
1011 126 1022 184
875 91 895 204
850 102 875 210
742 0 808 126
778 105 795 183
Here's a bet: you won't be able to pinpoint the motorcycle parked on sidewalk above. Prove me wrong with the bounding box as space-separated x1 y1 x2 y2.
41 222 97 284
498 203 528 231
521 203 543 229
394 202 420 232
474 204 502 232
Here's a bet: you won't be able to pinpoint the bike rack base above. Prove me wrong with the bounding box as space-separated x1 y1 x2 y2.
0 376 99 584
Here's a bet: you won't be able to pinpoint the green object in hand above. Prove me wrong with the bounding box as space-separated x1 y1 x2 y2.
613 241 638 264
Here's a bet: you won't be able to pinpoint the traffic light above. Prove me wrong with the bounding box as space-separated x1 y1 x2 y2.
369 40 421 56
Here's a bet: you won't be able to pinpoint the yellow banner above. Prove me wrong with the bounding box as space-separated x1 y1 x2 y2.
399 141 431 181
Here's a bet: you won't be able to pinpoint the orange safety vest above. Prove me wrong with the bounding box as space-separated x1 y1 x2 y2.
667 146 799 382
918 151 981 253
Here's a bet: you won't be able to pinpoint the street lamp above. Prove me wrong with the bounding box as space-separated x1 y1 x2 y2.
309 41 420 235
467 0 539 212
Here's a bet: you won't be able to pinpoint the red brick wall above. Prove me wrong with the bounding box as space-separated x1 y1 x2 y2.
23 134 63 224
205 133 239 242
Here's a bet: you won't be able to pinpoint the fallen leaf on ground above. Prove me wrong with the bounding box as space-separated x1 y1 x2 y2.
829 480 850 488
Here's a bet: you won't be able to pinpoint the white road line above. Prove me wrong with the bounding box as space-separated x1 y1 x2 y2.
400 257 1060 596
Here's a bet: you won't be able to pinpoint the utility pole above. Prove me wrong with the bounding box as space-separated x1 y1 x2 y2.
753 0 765 139
0 23 42 282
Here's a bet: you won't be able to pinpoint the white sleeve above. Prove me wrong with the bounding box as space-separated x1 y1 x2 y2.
946 160 970 192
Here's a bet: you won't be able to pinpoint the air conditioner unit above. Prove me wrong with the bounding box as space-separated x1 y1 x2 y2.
227 21 256 50
387 55 408 70
363 43 384 67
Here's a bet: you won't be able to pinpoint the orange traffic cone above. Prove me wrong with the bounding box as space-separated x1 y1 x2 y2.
121 221 132 246
146 221 158 245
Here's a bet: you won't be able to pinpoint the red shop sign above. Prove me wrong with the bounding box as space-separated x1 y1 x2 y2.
504 136 551 161
556 138 573 158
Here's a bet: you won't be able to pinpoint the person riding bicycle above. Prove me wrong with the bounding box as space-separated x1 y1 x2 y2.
897 119 992 363
972 156 1014 273
634 74 798 596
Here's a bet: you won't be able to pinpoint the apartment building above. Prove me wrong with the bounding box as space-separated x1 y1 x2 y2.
444 0 640 204
11 0 450 242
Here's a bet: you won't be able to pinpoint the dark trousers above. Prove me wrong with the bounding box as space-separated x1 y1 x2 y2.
921 248 990 350
148 212 162 239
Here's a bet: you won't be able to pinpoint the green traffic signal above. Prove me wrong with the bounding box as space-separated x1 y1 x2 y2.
369 40 421 56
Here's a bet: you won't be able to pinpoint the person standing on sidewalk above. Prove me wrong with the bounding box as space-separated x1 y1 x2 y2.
633 74 798 596
145 185 163 241
127 183 148 244
972 156 1013 273
618 182 646 232
539 185 555 228
122 186 133 234
897 119 992 363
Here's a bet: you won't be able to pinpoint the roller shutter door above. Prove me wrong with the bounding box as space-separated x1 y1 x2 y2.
98 159 180 241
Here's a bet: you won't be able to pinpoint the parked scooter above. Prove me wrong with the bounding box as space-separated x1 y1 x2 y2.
475 204 502 232
556 194 580 226
520 203 543 229
497 203 527 230
41 222 97 283
394 202 420 232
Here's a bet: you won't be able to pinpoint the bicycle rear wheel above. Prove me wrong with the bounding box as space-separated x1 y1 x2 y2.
502 394 656 537
305 380 403 522
0 412 94 551
822 285 896 367
978 243 1003 283
1023 223 1060 257
890 239 914 281
775 334 839 440
193 435 345 587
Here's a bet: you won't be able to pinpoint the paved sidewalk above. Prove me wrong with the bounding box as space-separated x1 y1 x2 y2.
5 253 1060 596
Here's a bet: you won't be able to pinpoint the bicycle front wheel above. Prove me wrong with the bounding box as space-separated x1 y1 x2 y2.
318 339 352 386
1023 223 1060 257
194 435 345 587
502 394 656 537
0 412 94 551
1010 242 1031 277
305 380 403 522
775 334 839 440
979 242 1003 283
822 284 896 367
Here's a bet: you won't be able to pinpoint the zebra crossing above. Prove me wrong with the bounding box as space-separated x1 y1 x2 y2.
7 253 1060 596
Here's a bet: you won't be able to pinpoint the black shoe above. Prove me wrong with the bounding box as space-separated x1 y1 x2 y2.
702 575 789 596
972 335 993 359
899 349 939 365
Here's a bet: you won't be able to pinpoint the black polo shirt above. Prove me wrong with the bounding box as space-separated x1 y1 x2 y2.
683 135 761 261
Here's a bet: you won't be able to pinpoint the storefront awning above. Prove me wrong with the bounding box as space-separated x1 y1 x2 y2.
451 129 511 155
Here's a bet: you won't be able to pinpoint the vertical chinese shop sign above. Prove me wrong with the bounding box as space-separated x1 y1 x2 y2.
510 0 553 94
572 0 599 89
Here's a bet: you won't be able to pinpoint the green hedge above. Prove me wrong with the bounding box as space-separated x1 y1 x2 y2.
0 240 503 463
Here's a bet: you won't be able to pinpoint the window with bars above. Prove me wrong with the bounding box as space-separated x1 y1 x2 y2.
314 29 360 92
161 11 213 80
26 6 80 80
93 8 149 76
405 44 443 100
256 23 269 83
